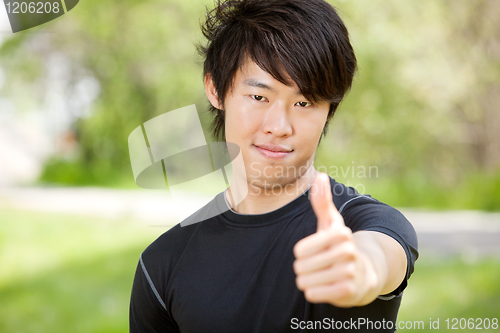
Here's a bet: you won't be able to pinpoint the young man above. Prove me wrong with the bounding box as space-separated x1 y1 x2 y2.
129 0 418 332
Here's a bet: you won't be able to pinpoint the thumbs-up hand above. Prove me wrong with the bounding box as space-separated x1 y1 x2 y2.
293 172 378 307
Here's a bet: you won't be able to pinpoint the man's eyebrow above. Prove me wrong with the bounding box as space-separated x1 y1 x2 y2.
243 78 277 93
243 78 303 96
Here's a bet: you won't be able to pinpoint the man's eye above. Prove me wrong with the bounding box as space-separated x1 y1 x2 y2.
296 101 312 107
251 95 267 102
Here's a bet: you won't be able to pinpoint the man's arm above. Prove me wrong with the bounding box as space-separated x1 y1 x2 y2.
293 173 408 308
352 230 407 301
130 255 179 332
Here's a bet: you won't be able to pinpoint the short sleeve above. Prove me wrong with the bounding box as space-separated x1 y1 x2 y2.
129 254 179 333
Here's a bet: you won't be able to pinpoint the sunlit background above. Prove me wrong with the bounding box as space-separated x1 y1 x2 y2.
0 0 499 332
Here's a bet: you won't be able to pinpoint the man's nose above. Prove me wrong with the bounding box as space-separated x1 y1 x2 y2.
262 102 293 137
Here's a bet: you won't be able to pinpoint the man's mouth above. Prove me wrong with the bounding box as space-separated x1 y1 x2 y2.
254 143 293 159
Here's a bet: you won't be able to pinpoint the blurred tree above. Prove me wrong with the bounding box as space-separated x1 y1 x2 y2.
315 0 500 209
444 0 500 171
0 0 498 208
1 0 210 185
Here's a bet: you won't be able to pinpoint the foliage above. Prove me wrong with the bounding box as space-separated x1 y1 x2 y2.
0 0 498 209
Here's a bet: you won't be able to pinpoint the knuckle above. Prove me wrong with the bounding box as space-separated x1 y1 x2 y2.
366 275 378 291
304 289 315 302
293 243 304 258
336 228 352 242
296 277 305 290
341 282 356 298
293 261 300 273
305 289 322 303
344 263 356 280
343 243 357 260
342 227 353 238
326 263 337 276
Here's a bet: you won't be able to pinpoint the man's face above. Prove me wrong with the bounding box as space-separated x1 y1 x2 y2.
208 58 330 191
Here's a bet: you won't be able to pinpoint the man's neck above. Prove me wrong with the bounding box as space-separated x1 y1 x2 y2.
225 165 318 215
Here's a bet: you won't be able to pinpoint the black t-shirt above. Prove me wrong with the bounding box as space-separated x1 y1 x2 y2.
130 177 418 332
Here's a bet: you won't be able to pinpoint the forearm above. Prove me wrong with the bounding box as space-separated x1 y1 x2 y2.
351 232 389 306
351 230 407 306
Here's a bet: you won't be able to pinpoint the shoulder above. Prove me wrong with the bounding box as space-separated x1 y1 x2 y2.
140 223 199 275
140 191 225 270
329 177 404 224
328 177 380 216
329 177 418 258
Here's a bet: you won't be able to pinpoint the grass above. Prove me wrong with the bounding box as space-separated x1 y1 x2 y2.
1 208 499 332
1 247 142 333
0 208 164 333
398 258 500 332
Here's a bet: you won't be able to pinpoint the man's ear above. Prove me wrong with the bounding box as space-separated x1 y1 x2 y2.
204 74 222 110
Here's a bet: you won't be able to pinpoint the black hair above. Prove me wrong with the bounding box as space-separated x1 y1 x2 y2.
197 0 357 141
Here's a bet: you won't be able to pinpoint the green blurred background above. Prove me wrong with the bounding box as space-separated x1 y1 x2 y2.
0 0 499 332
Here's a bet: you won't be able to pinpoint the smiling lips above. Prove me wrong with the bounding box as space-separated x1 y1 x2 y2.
254 143 293 159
